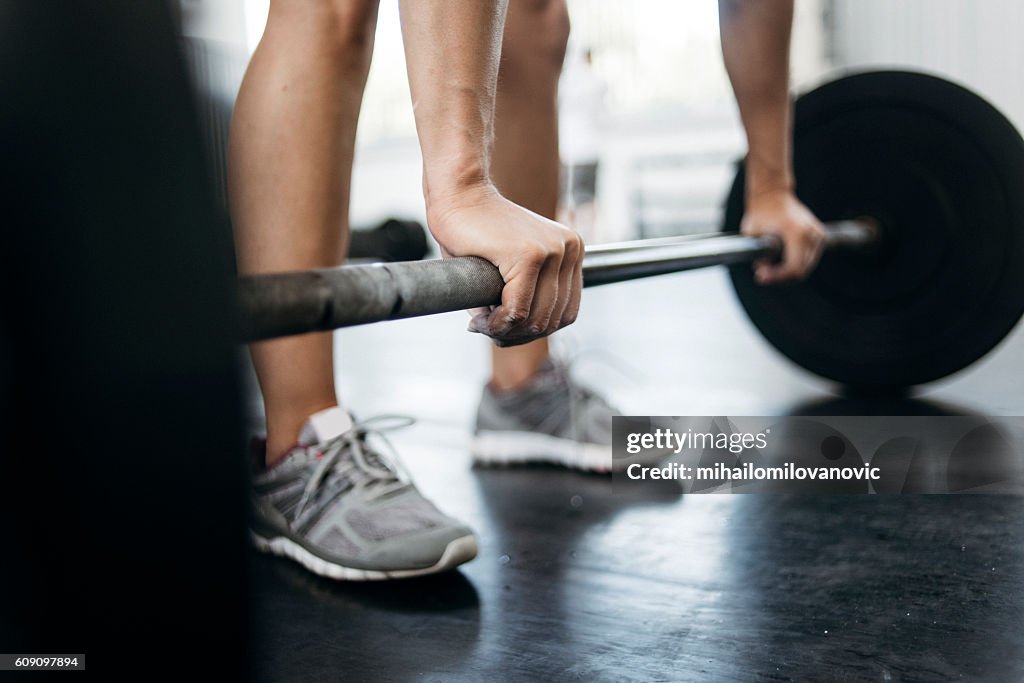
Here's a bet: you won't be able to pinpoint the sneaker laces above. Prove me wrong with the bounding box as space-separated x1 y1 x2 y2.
293 415 414 522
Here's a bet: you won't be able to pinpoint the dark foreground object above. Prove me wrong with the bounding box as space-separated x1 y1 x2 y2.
0 1 247 675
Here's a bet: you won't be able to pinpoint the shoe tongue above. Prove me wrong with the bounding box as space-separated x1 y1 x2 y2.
298 406 354 446
532 360 564 388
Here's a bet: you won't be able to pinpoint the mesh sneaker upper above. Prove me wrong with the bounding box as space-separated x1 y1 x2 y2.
474 360 616 446
250 418 474 572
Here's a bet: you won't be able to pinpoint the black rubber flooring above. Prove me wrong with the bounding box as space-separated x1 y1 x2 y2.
249 273 1024 682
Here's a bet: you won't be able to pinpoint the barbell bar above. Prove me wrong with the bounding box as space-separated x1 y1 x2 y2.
236 219 876 342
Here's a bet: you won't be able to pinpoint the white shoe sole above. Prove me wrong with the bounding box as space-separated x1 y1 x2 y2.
250 532 478 581
472 430 614 472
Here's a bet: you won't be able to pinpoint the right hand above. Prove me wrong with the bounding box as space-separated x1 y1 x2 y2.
741 188 826 284
427 184 584 347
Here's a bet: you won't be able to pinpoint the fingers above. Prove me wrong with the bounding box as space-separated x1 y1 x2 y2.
755 221 826 285
756 243 802 284
466 306 492 334
806 221 827 270
485 240 564 340
555 231 583 327
433 194 584 344
525 229 584 337
521 248 564 334
474 230 584 345
485 256 540 338
560 241 584 327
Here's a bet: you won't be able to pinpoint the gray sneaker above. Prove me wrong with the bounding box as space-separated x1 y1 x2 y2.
472 360 619 471
250 413 477 580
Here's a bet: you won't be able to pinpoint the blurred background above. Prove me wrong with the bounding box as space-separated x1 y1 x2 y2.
178 0 1024 245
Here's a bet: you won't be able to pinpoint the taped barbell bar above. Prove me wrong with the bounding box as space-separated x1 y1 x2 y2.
236 219 877 343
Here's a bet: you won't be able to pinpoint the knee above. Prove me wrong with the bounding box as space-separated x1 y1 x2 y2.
270 0 379 64
314 0 378 55
502 0 570 76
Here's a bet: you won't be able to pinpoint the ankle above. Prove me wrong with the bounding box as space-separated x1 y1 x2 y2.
489 359 552 393
263 401 340 466
490 338 552 392
264 436 299 467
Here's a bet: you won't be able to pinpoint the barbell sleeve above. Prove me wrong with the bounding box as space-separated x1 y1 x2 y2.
237 219 877 341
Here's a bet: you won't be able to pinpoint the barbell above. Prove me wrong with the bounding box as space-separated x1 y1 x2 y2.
237 71 1024 390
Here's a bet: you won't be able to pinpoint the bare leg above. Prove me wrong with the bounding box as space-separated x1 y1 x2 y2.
229 0 379 463
488 0 571 391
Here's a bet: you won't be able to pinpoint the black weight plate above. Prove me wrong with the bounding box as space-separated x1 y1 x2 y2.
724 71 1024 389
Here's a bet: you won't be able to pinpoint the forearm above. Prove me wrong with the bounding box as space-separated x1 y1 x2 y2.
719 0 795 199
399 0 508 210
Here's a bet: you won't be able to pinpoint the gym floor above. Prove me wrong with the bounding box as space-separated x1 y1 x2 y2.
248 269 1024 682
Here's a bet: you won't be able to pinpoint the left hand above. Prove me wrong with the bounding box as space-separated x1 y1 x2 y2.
741 189 826 284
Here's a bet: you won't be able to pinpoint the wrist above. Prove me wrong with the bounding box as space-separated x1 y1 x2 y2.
744 162 794 202
424 179 500 234
423 153 492 204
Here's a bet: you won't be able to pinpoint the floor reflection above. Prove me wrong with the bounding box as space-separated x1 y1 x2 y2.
787 394 979 416
465 466 755 680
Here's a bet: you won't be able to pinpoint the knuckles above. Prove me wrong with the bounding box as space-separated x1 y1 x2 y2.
564 232 584 257
545 239 566 261
504 307 529 324
523 243 549 263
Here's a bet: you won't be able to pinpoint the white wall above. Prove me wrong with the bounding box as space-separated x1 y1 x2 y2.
178 0 247 48
792 0 831 90
827 0 1024 131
